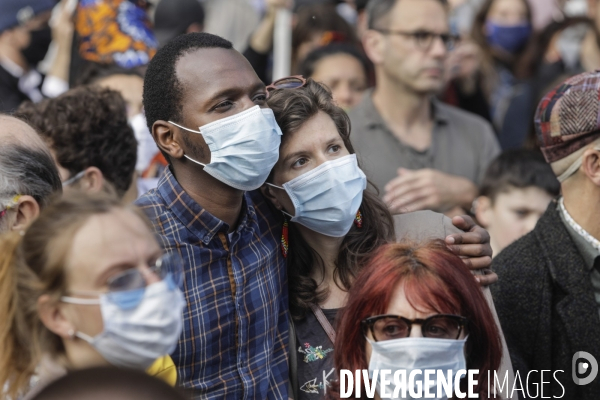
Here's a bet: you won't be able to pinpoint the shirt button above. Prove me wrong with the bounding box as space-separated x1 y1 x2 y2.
203 236 210 244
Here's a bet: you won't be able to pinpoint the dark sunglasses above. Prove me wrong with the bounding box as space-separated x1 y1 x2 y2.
266 75 307 98
362 314 469 342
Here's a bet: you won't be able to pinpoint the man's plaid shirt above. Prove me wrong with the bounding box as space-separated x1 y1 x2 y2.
135 168 289 398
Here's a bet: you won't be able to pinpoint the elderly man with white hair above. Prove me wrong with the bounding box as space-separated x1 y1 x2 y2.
0 114 61 233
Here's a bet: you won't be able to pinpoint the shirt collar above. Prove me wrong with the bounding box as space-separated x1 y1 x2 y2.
157 167 256 243
558 197 600 271
357 89 449 131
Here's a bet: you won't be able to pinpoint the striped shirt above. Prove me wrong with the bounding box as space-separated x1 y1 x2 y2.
135 168 289 399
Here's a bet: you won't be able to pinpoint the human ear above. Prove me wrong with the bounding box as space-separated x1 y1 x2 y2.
37 294 75 340
363 30 385 65
581 147 600 186
261 185 283 211
152 121 184 160
473 196 493 228
11 195 40 232
80 167 105 193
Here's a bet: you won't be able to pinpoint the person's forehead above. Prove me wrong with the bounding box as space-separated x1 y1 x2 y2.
388 0 448 29
175 47 262 100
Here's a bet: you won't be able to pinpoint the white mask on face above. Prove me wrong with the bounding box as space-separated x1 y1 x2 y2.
169 105 283 191
367 336 468 400
62 278 185 370
267 154 367 237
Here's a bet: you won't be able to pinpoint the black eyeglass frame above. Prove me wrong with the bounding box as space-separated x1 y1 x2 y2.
361 313 469 342
373 29 460 51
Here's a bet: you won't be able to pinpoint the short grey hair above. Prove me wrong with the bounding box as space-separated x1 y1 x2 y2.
0 144 62 209
366 0 448 29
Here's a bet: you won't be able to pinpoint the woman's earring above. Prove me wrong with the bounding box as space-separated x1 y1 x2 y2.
354 210 363 228
281 215 289 258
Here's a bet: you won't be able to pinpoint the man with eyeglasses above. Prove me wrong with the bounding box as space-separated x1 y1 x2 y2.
348 0 500 216
0 114 62 233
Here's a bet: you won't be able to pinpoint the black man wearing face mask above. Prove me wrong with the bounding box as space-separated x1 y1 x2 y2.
0 0 56 113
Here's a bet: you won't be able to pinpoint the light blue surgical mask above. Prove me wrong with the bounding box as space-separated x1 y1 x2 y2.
169 105 283 191
61 276 185 370
267 154 367 237
368 336 468 400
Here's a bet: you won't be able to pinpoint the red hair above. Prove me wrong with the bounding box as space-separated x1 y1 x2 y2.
331 240 502 399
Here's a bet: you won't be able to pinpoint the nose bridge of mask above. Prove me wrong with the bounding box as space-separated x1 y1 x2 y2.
283 155 361 213
368 336 468 368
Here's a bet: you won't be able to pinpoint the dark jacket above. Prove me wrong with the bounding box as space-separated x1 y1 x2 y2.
491 202 600 399
0 63 30 113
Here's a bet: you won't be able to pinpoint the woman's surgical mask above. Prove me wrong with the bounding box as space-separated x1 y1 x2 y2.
266 154 367 237
61 254 185 370
169 105 282 191
486 22 532 54
367 336 468 400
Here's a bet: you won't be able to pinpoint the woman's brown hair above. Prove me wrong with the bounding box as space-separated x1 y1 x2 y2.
266 78 395 320
0 191 151 398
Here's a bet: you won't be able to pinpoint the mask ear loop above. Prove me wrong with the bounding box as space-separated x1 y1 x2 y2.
168 121 210 168
265 182 294 218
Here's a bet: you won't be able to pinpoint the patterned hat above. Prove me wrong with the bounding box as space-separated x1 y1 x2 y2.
535 70 600 165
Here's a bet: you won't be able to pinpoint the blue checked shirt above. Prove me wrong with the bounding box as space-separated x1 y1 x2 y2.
135 168 289 399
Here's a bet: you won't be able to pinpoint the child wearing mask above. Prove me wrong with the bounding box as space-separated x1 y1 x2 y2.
474 149 560 257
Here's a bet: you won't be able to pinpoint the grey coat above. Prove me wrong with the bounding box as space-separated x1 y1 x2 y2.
491 202 600 399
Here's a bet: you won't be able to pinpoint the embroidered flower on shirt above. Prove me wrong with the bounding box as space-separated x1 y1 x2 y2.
298 343 333 363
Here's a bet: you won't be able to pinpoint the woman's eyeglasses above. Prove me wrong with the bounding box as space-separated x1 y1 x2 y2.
266 75 307 98
362 314 469 342
66 252 184 298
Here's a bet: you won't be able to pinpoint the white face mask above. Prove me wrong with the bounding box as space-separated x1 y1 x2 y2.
129 113 160 173
267 154 367 237
169 105 283 191
367 336 468 400
62 278 185 370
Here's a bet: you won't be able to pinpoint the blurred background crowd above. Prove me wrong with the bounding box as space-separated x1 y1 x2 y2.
1 0 600 399
1 0 594 250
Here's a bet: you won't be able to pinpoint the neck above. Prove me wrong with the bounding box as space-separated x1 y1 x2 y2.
371 74 433 151
174 165 244 230
63 340 111 371
296 225 342 282
563 186 600 241
372 73 432 131
0 43 28 70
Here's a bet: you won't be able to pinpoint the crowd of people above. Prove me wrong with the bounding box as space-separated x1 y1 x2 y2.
0 0 599 399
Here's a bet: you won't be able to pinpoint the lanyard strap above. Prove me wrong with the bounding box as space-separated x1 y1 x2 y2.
309 303 336 345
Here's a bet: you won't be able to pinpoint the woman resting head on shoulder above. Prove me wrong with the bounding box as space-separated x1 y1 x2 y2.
263 77 395 319
0 191 185 399
332 241 502 400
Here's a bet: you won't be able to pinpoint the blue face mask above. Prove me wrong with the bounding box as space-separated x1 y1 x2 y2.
486 21 532 54
267 154 367 237
169 105 282 191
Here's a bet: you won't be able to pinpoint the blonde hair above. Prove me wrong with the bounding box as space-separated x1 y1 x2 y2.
0 191 151 398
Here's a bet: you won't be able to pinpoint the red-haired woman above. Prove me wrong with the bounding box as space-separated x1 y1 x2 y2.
332 241 503 400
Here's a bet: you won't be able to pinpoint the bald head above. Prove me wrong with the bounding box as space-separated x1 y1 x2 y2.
0 114 48 151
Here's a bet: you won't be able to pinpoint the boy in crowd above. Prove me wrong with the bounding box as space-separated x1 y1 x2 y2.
474 149 560 257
